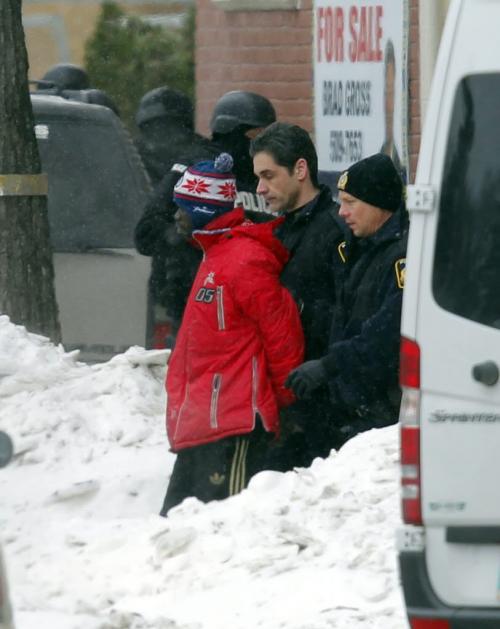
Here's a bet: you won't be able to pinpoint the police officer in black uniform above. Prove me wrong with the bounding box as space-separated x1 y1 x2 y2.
250 122 345 470
208 91 276 214
135 86 211 187
286 153 407 450
134 90 277 345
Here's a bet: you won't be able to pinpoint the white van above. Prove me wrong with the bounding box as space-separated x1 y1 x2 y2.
397 0 500 627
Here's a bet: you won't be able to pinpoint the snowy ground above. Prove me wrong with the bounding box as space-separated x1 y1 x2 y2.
0 315 408 629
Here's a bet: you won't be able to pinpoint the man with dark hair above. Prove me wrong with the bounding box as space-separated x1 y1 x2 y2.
134 90 277 346
250 122 345 469
286 153 408 447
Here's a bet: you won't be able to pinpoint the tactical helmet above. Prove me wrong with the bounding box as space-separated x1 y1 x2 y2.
135 86 194 128
210 91 276 135
40 63 90 91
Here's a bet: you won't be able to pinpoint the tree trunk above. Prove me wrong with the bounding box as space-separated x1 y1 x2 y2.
0 0 61 342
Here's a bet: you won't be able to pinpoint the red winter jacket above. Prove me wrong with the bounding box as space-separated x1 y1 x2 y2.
166 208 305 451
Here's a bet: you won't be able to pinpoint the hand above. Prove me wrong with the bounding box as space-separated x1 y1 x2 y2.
285 360 327 399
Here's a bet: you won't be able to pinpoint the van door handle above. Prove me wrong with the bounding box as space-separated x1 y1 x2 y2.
472 360 499 386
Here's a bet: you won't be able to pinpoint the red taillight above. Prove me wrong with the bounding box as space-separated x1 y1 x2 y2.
401 412 422 523
400 336 421 388
410 618 450 629
399 337 422 525
152 323 172 349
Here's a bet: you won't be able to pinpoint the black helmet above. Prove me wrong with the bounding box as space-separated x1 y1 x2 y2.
210 91 276 135
40 63 90 91
135 86 194 128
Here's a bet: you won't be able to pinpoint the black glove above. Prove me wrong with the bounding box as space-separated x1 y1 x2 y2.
285 360 327 399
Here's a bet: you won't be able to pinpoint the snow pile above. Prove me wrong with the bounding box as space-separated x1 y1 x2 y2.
0 316 407 629
0 315 167 463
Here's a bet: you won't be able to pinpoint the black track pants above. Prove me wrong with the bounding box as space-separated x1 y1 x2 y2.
160 423 272 516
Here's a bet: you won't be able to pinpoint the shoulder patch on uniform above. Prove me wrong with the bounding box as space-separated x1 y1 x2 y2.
395 258 406 289
338 241 347 263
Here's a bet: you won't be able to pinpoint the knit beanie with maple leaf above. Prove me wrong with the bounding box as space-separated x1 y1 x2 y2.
173 153 237 230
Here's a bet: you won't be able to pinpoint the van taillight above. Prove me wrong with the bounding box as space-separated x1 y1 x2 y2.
410 619 450 629
400 336 420 388
400 337 422 525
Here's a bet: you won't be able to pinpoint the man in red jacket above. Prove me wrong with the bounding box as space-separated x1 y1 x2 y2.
160 153 304 515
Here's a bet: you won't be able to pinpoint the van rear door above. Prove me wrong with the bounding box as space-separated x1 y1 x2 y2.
405 0 500 608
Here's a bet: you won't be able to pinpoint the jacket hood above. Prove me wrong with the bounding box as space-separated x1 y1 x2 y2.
193 207 289 268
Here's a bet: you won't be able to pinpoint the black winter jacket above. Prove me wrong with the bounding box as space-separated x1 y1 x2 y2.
275 186 344 360
322 210 408 437
268 187 345 470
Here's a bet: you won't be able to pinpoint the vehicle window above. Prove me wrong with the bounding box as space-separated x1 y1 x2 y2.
433 74 500 330
36 117 149 252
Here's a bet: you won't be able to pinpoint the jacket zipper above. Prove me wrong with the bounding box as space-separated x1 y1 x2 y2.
173 382 190 441
210 373 222 428
216 286 225 330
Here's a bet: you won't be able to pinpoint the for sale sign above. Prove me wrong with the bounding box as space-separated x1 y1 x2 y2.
314 1 409 179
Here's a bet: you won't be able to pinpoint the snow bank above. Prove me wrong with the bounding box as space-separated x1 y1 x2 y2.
0 316 407 628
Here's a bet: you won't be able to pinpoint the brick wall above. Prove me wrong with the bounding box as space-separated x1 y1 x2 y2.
195 0 314 134
196 0 420 181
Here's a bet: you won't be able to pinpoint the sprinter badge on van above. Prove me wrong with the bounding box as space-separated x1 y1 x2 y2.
429 501 466 513
429 411 500 423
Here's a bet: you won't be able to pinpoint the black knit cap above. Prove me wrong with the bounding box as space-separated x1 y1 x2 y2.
337 153 403 212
